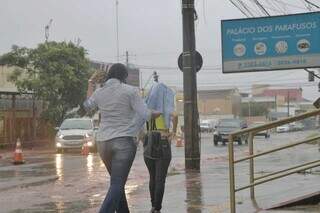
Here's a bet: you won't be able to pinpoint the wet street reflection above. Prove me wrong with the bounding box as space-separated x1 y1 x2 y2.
86 154 94 178
185 171 203 213
54 200 65 213
55 154 63 180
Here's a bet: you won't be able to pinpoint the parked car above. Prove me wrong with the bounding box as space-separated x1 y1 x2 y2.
200 122 212 133
213 118 248 146
290 122 304 131
55 118 98 153
276 124 290 133
251 122 270 138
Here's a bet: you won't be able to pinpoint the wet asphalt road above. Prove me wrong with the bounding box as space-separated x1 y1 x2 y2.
0 130 319 213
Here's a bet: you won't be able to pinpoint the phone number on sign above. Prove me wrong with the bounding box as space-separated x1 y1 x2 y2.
237 60 272 69
237 58 307 69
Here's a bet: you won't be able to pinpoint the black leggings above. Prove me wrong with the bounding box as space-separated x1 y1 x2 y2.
144 157 171 211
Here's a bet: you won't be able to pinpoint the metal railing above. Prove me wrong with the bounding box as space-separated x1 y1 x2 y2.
228 109 320 213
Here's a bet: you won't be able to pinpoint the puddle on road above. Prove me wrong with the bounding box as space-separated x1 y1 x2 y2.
10 198 101 213
0 163 56 180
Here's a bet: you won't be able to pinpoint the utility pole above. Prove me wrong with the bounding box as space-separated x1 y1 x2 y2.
45 19 53 42
182 0 200 170
248 100 251 120
125 51 129 67
287 91 290 117
116 0 120 62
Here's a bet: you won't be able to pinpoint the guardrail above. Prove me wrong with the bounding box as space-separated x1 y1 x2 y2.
228 109 320 213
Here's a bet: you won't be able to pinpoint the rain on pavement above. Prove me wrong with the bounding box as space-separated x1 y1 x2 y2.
0 130 319 213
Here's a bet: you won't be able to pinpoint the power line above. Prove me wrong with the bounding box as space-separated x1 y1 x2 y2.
305 0 320 9
229 0 251 17
254 0 271 15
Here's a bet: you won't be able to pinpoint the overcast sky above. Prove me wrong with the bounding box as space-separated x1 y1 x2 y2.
0 0 319 100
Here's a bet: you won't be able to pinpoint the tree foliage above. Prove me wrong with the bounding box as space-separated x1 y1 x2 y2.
241 102 270 117
0 42 91 125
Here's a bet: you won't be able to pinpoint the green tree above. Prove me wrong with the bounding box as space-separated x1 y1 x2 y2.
0 41 91 125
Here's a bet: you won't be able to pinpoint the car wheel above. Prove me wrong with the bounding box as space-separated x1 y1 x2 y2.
213 135 219 146
222 141 226 146
238 138 242 145
213 138 218 146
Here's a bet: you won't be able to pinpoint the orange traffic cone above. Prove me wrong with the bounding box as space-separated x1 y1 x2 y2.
81 141 90 156
176 137 184 147
13 138 25 165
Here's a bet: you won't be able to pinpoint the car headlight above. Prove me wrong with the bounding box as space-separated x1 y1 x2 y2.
85 133 93 138
56 142 62 147
56 134 64 140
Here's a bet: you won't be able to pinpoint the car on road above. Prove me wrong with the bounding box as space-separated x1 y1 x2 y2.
290 122 304 131
276 124 290 133
251 121 270 138
55 118 98 153
213 118 248 146
200 122 212 133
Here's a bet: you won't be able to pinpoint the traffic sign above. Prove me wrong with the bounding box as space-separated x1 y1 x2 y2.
178 51 203 72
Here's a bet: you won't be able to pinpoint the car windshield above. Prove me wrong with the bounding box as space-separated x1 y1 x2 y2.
279 124 290 128
201 123 210 127
60 119 93 130
252 122 265 127
218 120 241 128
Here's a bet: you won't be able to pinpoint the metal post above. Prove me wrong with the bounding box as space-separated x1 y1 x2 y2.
228 135 236 213
12 94 16 143
126 51 129 67
287 91 290 117
248 132 255 199
116 0 120 62
182 0 200 171
248 101 251 120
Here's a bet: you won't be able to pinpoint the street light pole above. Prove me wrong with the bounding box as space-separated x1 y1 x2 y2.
182 0 200 170
116 0 120 62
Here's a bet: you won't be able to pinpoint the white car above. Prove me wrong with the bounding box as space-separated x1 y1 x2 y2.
200 123 212 133
276 124 290 133
55 118 97 153
251 122 270 138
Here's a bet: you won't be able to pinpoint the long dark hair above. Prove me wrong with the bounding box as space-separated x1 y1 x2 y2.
105 63 128 83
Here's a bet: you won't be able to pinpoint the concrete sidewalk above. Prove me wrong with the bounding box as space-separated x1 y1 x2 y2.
126 132 320 213
128 156 320 213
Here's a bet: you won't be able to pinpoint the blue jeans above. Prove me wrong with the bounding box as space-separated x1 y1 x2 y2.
97 137 137 213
